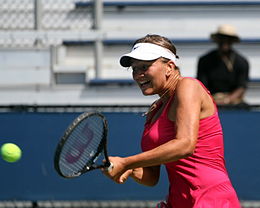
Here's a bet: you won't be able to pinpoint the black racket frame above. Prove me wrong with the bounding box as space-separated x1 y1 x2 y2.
54 111 111 178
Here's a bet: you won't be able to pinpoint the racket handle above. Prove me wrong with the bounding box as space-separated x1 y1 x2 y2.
106 162 114 172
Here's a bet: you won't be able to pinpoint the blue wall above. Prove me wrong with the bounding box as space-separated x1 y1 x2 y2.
0 110 259 201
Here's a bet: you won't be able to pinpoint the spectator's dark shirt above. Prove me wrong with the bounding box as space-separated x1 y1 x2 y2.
197 49 249 94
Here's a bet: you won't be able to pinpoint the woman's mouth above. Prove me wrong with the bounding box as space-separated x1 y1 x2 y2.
139 80 151 89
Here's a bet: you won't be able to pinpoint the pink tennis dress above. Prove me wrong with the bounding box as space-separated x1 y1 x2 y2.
141 78 241 208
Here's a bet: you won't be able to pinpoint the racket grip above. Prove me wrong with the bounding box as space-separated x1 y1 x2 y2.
106 162 114 172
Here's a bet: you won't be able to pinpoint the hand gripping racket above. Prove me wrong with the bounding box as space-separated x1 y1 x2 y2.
54 111 113 178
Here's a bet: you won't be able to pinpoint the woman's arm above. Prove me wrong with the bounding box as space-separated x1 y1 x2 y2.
107 78 202 183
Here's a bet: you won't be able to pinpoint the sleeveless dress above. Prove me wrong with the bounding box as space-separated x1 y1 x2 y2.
141 78 241 208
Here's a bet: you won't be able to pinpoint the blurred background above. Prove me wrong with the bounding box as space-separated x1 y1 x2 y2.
0 0 260 207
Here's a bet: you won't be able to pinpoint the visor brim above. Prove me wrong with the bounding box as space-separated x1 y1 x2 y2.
119 54 160 67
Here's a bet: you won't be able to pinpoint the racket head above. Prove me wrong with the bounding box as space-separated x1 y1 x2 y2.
54 111 110 178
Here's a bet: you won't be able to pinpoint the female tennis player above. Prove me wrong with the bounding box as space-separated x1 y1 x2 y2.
103 34 241 208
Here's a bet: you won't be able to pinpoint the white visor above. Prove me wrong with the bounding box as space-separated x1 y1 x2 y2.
119 43 177 67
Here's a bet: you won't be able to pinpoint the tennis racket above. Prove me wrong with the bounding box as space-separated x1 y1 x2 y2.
54 111 113 178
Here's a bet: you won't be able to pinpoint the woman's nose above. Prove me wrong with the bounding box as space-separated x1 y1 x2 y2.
133 69 145 79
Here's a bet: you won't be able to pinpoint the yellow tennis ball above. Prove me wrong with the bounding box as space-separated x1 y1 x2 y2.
1 143 22 163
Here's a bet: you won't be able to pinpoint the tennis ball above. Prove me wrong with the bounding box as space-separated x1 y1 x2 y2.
1 143 22 163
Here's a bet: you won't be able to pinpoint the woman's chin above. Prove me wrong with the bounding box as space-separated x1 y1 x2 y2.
141 90 154 96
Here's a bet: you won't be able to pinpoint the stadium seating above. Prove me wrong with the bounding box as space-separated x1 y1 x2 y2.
0 0 259 105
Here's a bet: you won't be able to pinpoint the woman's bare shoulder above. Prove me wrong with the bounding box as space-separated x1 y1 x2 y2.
176 77 201 94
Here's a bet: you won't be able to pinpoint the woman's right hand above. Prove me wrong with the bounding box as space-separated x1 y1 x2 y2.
102 156 130 184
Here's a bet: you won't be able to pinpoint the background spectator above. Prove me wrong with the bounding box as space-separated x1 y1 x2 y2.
197 24 249 105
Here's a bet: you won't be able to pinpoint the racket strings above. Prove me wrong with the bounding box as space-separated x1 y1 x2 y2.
61 121 102 175
59 115 105 176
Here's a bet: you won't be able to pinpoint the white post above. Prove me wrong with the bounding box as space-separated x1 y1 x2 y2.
34 0 42 46
34 0 42 30
92 0 103 79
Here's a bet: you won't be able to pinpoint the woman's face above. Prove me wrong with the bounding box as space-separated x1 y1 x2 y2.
131 58 169 96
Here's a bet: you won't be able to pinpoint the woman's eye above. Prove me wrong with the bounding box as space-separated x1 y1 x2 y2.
138 65 148 71
132 64 150 73
142 65 148 70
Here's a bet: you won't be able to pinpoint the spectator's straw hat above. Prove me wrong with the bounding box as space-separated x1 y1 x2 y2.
211 24 240 43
